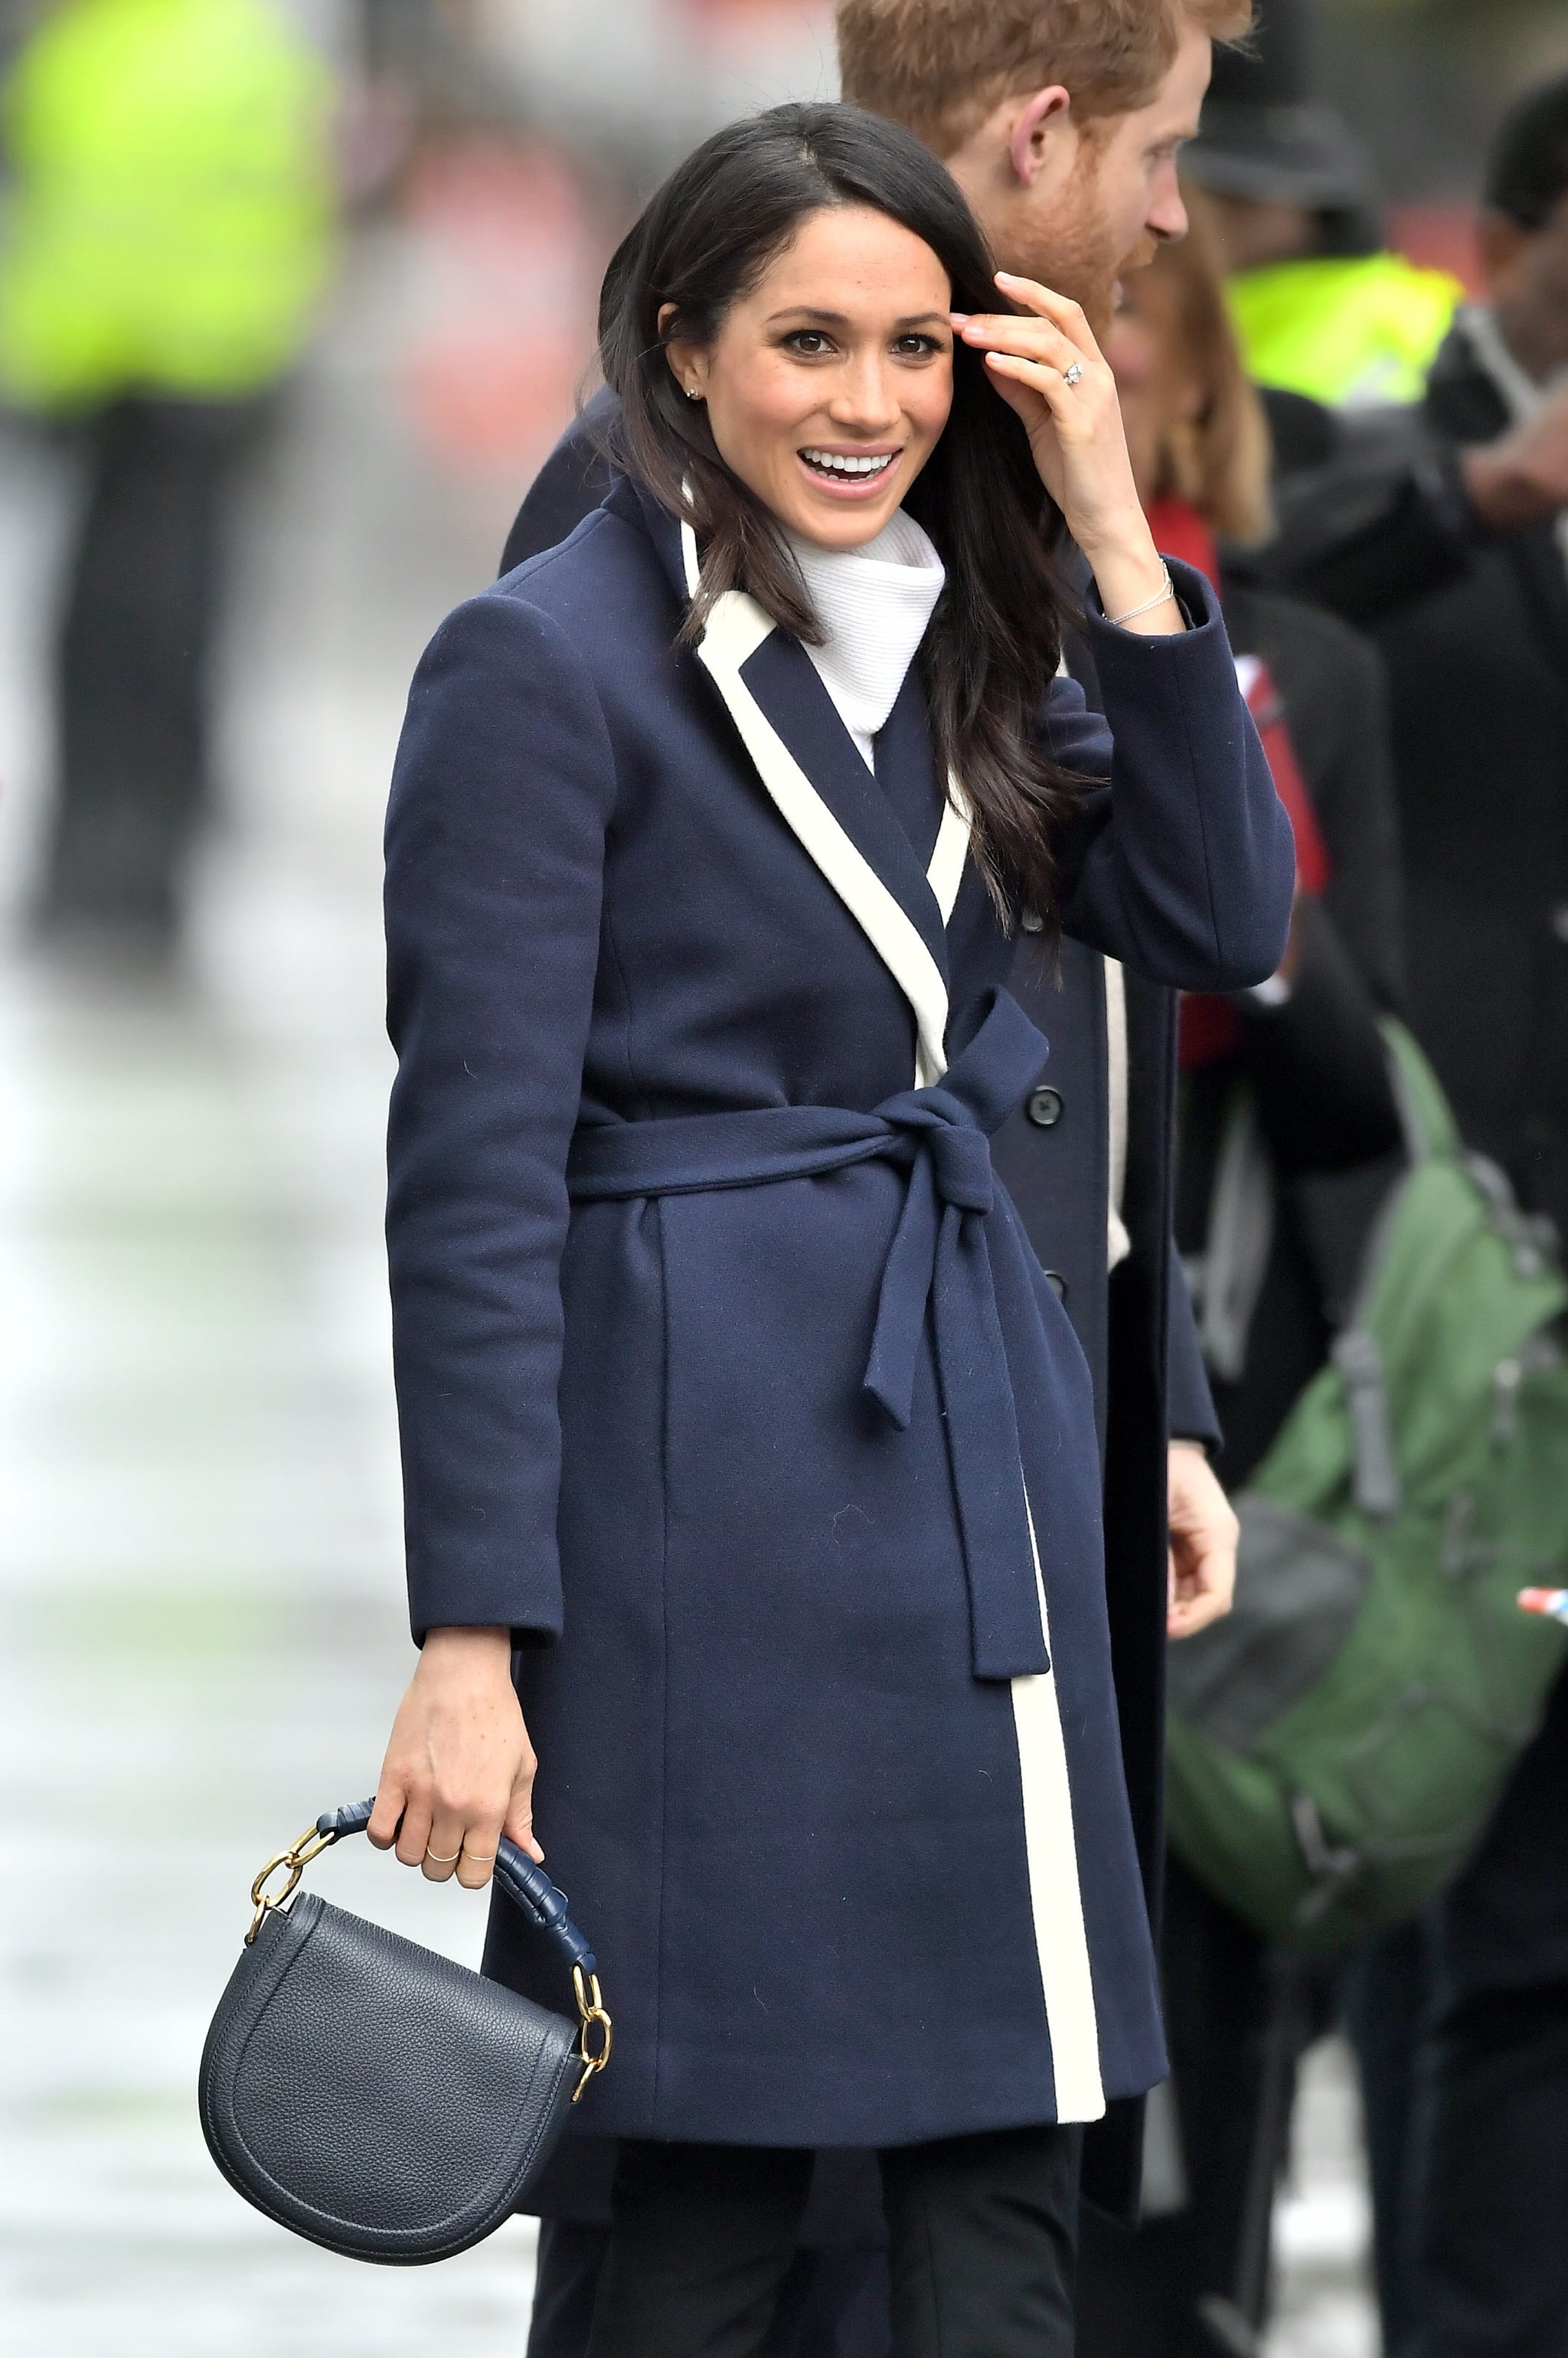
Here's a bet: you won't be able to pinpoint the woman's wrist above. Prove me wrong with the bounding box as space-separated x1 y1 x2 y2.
420 1624 514 1680
1080 523 1163 606
1084 528 1185 638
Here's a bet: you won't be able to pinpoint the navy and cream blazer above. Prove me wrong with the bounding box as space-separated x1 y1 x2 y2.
385 470 1293 2148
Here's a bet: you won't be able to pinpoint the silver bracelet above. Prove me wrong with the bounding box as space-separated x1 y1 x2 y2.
1106 563 1175 629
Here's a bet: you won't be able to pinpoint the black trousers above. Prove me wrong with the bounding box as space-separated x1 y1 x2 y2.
1076 1860 1337 2358
1348 1682 1568 2358
38 394 264 940
1407 1983 1568 2358
1349 1940 1568 2358
557 2126 1080 2358
527 2223 893 2358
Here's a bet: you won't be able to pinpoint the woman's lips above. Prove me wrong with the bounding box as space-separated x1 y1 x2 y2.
796 446 902 498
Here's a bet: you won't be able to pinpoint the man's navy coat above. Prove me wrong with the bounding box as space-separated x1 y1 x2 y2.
384 469 1292 2151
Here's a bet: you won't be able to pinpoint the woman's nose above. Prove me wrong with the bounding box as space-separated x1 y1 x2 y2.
827 357 903 433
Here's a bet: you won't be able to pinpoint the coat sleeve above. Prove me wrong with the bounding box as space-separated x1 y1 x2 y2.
384 590 617 1644
1166 1254 1220 1449
1041 561 1295 991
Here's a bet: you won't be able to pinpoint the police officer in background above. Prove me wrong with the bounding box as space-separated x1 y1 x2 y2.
1178 0 1459 411
0 0 335 955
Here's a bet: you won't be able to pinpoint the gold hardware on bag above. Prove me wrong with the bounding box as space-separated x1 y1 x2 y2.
242 1819 612 2097
572 1962 613 2100
247 1820 339 1945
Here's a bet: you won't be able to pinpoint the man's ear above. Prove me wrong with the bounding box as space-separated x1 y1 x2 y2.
1008 86 1073 188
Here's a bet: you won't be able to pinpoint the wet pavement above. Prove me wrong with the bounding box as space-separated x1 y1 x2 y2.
0 230 1378 2356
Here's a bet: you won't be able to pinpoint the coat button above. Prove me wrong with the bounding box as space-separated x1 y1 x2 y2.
1026 1085 1064 1128
1552 903 1568 944
1044 1269 1068 1301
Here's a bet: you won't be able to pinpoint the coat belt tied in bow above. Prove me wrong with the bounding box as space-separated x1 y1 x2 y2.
567 988 1061 1680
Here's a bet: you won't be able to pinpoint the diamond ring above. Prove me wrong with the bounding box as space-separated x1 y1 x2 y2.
1062 361 1084 388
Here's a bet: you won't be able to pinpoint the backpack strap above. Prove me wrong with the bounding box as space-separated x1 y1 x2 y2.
1381 1017 1460 1164
1321 1022 1436 1523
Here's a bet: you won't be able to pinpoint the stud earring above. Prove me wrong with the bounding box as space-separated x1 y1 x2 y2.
686 386 701 402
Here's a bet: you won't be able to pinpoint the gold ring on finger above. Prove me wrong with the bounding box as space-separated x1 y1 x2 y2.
425 1847 462 1864
463 1848 498 1863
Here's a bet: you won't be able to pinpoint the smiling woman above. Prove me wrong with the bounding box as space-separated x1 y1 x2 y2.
598 105 1184 923
662 208 955 540
372 98 1292 2358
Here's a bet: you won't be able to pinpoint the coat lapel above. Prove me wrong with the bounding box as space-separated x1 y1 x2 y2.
663 503 972 1088
877 665 970 929
741 631 954 974
694 581 949 1086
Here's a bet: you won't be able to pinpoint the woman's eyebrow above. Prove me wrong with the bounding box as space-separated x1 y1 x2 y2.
761 307 952 330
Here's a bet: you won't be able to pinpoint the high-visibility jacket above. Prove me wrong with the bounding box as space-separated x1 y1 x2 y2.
0 0 335 410
1227 252 1462 410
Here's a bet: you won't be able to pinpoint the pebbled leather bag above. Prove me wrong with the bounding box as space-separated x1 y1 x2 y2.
198 1798 612 2265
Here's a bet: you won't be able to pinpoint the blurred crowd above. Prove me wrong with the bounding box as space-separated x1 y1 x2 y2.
1095 30 1568 2356
5 0 1568 2353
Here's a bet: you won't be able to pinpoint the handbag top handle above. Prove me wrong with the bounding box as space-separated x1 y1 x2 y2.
244 1796 611 2096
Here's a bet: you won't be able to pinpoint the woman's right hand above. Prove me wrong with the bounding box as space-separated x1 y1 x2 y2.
956 276 1182 633
368 1625 543 1889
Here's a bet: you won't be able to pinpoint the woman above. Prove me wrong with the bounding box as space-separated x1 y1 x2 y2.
371 103 1292 2358
1075 226 1406 2357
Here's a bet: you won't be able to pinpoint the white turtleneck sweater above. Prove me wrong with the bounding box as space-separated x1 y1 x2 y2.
785 508 1130 1272
786 508 946 769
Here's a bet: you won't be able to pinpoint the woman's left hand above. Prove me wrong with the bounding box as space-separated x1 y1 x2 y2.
956 274 1181 633
1166 1442 1240 1640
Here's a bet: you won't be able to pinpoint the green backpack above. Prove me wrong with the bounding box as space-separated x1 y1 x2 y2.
1165 1021 1568 1952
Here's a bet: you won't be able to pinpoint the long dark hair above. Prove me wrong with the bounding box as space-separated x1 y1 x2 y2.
598 101 1083 926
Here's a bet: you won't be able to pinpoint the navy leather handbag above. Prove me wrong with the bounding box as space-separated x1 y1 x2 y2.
199 1798 612 2264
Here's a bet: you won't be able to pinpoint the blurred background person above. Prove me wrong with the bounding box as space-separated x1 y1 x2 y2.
1180 0 1459 410
1365 73 1568 1255
1071 217 1406 2358
1198 0 1568 609
1312 71 1568 2358
0 0 335 958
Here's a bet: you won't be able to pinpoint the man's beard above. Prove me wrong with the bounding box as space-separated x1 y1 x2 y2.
1009 152 1155 342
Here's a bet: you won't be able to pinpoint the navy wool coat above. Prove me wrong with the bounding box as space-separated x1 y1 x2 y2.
498 414 1221 2216
384 470 1293 2148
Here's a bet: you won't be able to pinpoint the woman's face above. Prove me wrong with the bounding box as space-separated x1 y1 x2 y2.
665 203 955 550
1103 271 1200 508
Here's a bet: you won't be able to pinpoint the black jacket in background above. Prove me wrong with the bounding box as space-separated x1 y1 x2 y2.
1369 333 1568 1247
1266 327 1568 1999
1178 576 1405 1488
1257 338 1568 1239
1370 330 1568 2003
